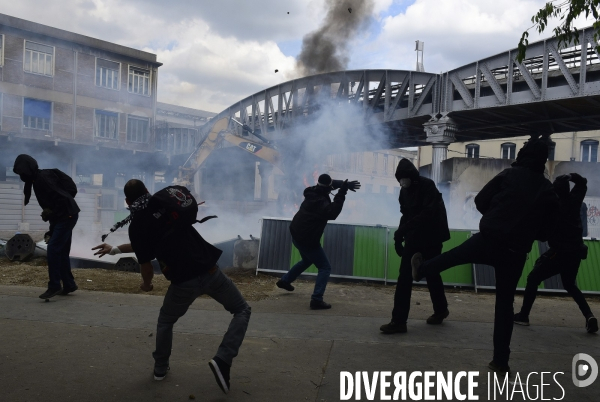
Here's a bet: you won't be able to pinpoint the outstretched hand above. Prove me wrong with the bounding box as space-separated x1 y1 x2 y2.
348 180 361 192
92 243 112 258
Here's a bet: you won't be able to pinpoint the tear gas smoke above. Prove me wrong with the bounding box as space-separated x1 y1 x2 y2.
296 0 374 76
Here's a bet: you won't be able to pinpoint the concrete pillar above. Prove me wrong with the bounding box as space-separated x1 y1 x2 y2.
423 115 457 186
257 163 273 201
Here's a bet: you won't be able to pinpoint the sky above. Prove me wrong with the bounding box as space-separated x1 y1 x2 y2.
2 0 595 113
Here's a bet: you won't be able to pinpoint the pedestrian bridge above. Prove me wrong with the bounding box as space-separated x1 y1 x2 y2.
204 27 600 182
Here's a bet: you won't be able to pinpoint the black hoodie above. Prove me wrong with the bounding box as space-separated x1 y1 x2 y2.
13 154 80 223
474 140 559 253
395 159 450 248
547 173 587 252
289 184 347 248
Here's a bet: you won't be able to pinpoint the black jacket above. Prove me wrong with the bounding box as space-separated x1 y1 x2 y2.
13 155 80 223
475 166 559 253
289 185 346 248
395 159 450 248
548 173 587 251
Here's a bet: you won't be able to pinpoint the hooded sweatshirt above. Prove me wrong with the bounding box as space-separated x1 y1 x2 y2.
474 140 559 253
547 173 587 252
289 184 347 248
13 154 80 222
395 159 450 248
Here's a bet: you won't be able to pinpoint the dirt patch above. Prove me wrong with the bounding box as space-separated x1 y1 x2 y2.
0 256 279 301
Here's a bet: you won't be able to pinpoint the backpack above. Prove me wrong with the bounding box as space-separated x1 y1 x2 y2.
149 186 201 233
51 169 78 197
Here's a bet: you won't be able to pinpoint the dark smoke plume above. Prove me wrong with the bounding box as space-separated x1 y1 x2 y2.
296 0 374 76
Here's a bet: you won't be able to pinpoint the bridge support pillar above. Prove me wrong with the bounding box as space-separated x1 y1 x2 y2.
424 116 457 186
258 162 273 201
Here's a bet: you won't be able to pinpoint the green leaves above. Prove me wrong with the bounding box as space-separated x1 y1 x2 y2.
517 0 600 63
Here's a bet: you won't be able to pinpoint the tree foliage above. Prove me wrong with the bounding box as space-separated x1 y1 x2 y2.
517 0 600 62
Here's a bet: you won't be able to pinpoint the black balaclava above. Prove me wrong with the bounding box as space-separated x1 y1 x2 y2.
511 139 548 174
13 154 39 205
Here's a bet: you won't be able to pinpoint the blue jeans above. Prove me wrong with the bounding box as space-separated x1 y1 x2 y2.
153 268 251 374
46 214 78 290
281 239 332 302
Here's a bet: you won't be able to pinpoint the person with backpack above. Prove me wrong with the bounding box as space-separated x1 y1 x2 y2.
92 179 250 394
12 154 80 299
275 174 360 310
513 173 598 333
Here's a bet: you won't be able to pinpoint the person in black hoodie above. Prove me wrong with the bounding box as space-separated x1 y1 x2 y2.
12 154 80 299
380 159 451 335
411 138 559 375
276 174 359 310
514 173 598 333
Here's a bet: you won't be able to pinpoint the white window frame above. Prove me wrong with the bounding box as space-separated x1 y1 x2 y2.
580 140 599 162
128 65 151 96
94 110 119 139
0 35 4 67
23 97 52 132
501 142 516 159
466 144 480 158
95 58 121 90
126 115 149 143
23 40 54 77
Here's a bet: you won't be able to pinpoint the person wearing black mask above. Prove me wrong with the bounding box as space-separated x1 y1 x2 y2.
12 154 80 299
380 158 451 335
276 174 360 309
514 173 598 333
411 138 559 375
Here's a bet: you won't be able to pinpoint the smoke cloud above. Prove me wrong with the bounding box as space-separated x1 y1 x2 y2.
296 0 374 76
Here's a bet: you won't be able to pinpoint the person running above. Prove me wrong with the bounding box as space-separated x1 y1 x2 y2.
411 138 559 375
514 173 598 333
380 158 451 334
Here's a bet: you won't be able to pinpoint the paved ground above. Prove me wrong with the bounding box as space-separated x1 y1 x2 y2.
1 280 599 401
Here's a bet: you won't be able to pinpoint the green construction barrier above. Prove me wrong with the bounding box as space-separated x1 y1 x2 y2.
352 226 387 279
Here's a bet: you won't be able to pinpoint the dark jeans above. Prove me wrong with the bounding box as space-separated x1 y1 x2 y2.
46 214 78 290
420 233 527 366
281 239 332 301
153 268 251 375
392 245 448 324
520 249 592 318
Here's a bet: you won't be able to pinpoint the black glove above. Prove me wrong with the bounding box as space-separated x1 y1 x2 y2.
348 180 361 192
339 179 349 193
41 208 53 222
569 172 586 184
44 231 52 244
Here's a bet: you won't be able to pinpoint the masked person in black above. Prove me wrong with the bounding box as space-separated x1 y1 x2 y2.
13 154 80 299
411 138 559 375
92 180 251 394
380 159 450 334
276 174 360 309
514 173 598 333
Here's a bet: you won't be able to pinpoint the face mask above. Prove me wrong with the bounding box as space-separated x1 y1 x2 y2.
399 178 412 188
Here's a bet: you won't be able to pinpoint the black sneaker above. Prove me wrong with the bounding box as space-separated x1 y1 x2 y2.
39 288 62 300
154 366 169 381
380 321 407 334
586 316 598 333
60 285 78 295
411 252 424 281
513 312 530 326
488 360 512 377
209 357 230 394
426 309 449 325
310 300 332 310
276 279 294 291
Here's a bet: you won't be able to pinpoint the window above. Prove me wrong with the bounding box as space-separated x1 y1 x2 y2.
95 110 118 139
128 66 150 96
170 127 198 154
127 116 149 143
383 154 389 174
96 58 120 90
581 140 599 162
24 40 53 76
466 144 480 158
23 98 51 131
0 35 4 66
365 184 373 193
501 142 516 159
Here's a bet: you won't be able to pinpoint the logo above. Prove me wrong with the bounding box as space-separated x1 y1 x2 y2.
166 188 193 207
240 142 262 154
572 353 598 387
